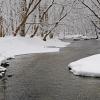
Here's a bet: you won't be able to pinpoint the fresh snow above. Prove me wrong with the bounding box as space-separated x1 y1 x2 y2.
68 54 100 77
0 36 69 57
0 36 70 74
64 34 96 40
45 38 70 47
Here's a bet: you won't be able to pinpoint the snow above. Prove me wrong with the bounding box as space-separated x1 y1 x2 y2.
0 36 70 74
0 66 6 72
65 34 83 39
64 35 96 40
68 54 100 77
45 38 70 47
0 36 69 57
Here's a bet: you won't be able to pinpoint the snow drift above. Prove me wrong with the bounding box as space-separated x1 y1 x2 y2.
68 54 100 77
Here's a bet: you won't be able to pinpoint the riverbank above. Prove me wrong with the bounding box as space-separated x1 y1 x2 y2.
0 36 70 78
0 39 100 100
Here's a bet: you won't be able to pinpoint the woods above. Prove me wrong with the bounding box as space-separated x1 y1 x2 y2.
79 0 100 39
0 1 100 99
0 0 99 40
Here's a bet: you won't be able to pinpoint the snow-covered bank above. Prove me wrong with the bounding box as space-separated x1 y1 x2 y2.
68 54 100 77
0 36 70 77
63 35 97 41
0 36 69 56
0 36 70 58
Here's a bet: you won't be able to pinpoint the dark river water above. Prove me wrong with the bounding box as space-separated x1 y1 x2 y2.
1 39 100 100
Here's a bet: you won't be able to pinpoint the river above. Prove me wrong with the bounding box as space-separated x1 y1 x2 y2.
1 39 100 100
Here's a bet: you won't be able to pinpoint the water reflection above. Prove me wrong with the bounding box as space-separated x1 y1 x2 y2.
0 78 7 100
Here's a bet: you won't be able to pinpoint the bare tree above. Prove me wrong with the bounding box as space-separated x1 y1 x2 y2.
79 0 100 38
15 0 42 36
30 0 55 37
30 0 77 41
43 0 77 41
0 16 4 37
0 2 4 37
19 0 27 36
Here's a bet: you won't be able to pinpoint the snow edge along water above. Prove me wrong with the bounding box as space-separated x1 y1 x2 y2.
68 54 100 77
0 36 70 78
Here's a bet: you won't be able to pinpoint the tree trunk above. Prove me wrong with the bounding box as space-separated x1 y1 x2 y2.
0 16 3 37
19 0 27 36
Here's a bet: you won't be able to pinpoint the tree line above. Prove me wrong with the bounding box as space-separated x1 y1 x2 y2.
0 0 100 40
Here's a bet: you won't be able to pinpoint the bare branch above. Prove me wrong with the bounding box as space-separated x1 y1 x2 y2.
91 20 100 30
97 0 100 5
30 0 55 37
30 26 39 37
91 20 99 39
79 0 100 20
43 0 77 41
15 0 42 34
91 0 100 10
40 0 54 21
27 0 42 16
59 6 65 18
26 0 35 14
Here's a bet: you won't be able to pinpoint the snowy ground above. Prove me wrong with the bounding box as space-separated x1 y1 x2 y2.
61 34 97 40
0 36 70 77
68 54 100 77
